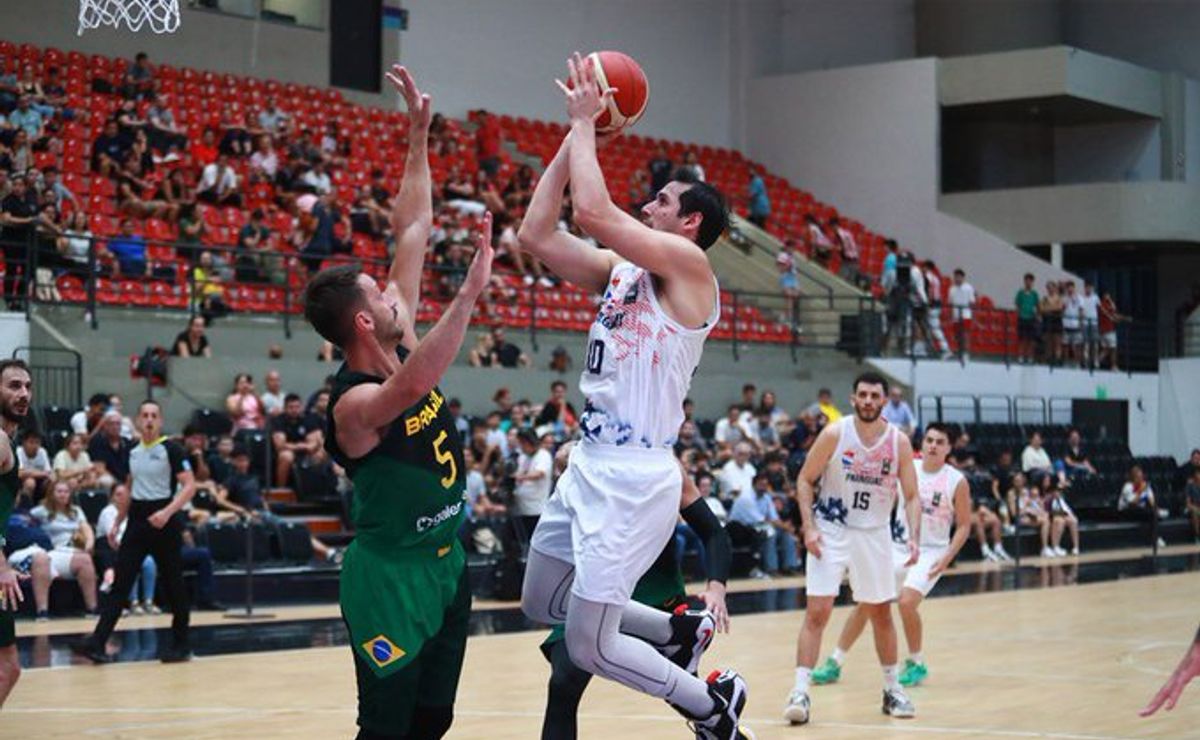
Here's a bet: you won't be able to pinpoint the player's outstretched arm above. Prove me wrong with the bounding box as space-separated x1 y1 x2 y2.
337 214 494 436
385 65 433 313
517 131 619 294
795 424 839 559
558 52 711 287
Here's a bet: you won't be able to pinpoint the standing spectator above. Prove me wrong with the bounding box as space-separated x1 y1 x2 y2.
535 380 578 440
261 370 286 417
1061 280 1083 366
643 146 672 196
268 393 326 487
747 170 770 229
61 210 92 272
475 110 502 177
51 433 98 490
122 52 156 99
1039 281 1065 366
880 387 915 438
831 217 860 286
88 412 132 491
106 219 147 277
16 430 52 504
511 428 552 540
225 373 265 432
171 315 212 358
1098 290 1127 370
29 480 100 618
1079 281 1102 369
803 214 834 264
1014 273 1039 364
776 242 800 303
72 400 196 664
489 326 531 368
719 442 757 503
947 268 976 358
1185 468 1200 545
197 153 241 206
1 175 37 308
40 167 79 212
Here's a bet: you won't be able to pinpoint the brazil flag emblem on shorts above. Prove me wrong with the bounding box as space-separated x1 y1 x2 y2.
363 634 406 669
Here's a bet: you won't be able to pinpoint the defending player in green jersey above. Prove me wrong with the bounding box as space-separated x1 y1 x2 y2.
302 66 494 740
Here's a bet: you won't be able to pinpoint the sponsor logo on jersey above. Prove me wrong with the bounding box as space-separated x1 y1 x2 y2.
416 500 463 533
841 450 855 468
404 388 446 437
362 634 405 669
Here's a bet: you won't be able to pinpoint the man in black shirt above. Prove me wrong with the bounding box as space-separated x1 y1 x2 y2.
1 176 38 308
489 326 530 368
268 393 327 487
225 446 339 562
648 146 673 194
89 413 133 489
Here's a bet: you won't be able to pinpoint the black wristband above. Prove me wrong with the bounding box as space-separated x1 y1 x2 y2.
680 498 731 585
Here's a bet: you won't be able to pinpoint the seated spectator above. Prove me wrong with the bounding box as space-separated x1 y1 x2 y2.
171 315 212 358
144 93 187 153
459 448 506 555
729 473 799 577
179 426 240 527
971 485 1011 563
257 97 290 135
116 153 177 221
534 380 577 440
52 433 99 489
1021 431 1055 486
673 419 709 459
261 370 286 417
190 128 219 167
69 393 110 437
107 395 139 442
40 166 78 212
1061 429 1097 479
269 393 327 487
784 411 819 474
987 449 1017 532
17 429 52 505
301 160 333 196
123 52 156 99
16 65 56 118
2 516 53 619
749 409 782 456
193 251 231 323
1040 476 1079 557
106 219 148 277
880 387 915 438
1185 468 1200 545
88 412 132 491
719 442 756 504
1011 473 1052 557
549 346 572 374
204 435 236 487
805 388 843 424
92 119 129 177
1175 448 1200 491
489 326 530 368
713 404 751 459
197 153 241 206
226 373 266 432
947 431 978 472
95 484 160 615
30 480 99 617
8 95 45 144
234 209 271 282
1118 463 1161 516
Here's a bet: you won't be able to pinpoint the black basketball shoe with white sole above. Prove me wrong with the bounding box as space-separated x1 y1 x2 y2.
687 669 756 740
656 605 717 676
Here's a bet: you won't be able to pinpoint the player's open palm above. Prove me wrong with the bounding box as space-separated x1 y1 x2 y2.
557 51 614 124
386 64 431 132
804 526 823 559
462 211 495 299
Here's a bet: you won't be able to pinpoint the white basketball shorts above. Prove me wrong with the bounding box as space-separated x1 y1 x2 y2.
805 521 896 604
902 546 949 597
530 442 681 605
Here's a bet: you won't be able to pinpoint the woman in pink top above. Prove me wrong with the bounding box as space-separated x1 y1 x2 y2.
225 373 265 431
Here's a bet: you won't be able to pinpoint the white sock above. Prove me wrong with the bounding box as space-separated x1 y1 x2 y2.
831 647 847 666
882 664 901 691
794 667 812 694
910 652 924 666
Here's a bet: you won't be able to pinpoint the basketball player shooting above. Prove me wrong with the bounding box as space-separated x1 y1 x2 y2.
517 53 752 739
784 372 921 725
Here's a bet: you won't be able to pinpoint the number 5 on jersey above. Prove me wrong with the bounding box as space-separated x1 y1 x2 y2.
432 430 457 488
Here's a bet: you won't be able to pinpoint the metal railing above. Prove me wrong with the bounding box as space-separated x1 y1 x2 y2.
10 345 83 412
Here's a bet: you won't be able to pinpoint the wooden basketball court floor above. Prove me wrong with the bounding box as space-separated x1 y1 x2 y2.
4 558 1198 738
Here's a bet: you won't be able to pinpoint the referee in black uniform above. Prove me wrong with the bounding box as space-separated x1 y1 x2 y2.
73 399 196 664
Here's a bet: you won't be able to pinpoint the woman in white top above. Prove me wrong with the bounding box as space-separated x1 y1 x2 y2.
52 433 98 489
62 210 93 269
29 480 99 616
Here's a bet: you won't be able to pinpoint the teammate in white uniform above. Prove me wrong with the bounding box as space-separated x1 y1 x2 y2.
808 422 973 689
785 373 921 724
517 54 751 740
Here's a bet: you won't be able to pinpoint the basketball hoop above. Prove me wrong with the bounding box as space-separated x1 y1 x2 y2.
78 0 181 35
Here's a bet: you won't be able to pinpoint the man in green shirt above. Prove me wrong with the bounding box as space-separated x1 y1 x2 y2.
1014 273 1040 364
0 358 33 707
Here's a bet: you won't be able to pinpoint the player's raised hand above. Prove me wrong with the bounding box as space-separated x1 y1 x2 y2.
555 51 615 124
803 525 823 560
386 64 431 132
462 211 495 299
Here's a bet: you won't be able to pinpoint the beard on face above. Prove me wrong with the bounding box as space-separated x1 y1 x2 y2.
1 400 28 424
853 402 881 423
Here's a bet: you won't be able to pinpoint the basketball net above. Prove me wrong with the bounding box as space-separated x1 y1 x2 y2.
78 0 181 35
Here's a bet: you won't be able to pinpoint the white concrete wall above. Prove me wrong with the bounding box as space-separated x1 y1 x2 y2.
1053 120 1161 184
0 314 30 359
747 58 1074 305
870 358 1162 456
1156 358 1200 461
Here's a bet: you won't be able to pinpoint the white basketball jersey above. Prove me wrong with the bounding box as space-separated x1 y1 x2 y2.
916 463 963 548
578 262 718 450
816 417 901 530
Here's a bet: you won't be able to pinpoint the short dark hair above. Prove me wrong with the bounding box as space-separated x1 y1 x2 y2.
954 268 965 277
303 264 365 347
1024 273 1035 281
550 380 567 391
284 393 302 404
21 429 41 442
0 358 31 383
742 383 756 393
924 422 956 445
517 428 538 446
88 392 110 407
852 372 889 395
818 387 832 397
675 180 728 250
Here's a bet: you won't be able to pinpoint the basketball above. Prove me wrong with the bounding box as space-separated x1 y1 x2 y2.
586 50 650 133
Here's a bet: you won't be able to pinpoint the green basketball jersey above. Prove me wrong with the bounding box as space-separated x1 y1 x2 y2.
326 346 467 555
0 435 18 550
